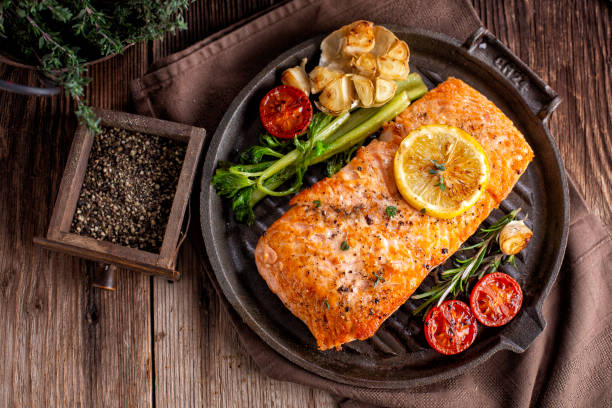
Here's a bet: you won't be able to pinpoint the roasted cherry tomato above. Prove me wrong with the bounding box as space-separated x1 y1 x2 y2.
260 85 313 139
424 300 478 355
470 272 523 327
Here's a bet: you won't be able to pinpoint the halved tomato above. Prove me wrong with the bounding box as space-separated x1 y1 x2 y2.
424 300 478 355
260 85 313 139
470 272 523 327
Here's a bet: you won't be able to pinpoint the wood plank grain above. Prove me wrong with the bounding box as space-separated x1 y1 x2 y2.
85 42 149 110
150 1 332 406
0 44 153 407
152 238 335 407
151 0 280 63
0 1 610 407
149 1 333 406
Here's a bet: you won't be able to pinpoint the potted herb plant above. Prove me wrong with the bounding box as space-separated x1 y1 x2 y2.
0 0 192 131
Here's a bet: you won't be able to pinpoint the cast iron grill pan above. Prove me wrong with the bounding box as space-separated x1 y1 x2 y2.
201 27 569 388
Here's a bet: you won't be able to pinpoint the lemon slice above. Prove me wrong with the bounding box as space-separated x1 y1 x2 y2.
393 124 490 218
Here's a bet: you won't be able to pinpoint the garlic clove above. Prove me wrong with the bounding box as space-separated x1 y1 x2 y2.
351 53 377 78
499 220 533 255
385 39 410 61
281 58 311 96
376 56 409 80
370 25 397 57
320 26 346 67
352 75 375 107
317 74 354 114
374 77 397 104
313 100 345 116
309 66 344 94
342 20 375 57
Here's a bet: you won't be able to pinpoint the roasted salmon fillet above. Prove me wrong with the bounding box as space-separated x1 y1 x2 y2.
254 78 534 350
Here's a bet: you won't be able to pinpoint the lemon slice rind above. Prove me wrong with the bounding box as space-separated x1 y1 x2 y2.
393 124 490 219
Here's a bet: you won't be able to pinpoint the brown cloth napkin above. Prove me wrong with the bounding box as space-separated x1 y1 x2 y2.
131 0 481 128
130 1 612 406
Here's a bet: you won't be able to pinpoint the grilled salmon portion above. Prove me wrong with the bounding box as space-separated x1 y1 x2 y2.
254 78 534 350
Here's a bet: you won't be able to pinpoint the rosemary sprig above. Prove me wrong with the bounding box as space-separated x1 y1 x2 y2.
411 209 522 317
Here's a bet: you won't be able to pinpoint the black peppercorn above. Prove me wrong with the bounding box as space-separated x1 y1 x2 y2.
71 127 186 252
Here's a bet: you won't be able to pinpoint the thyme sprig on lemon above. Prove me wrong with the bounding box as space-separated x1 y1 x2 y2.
429 159 447 191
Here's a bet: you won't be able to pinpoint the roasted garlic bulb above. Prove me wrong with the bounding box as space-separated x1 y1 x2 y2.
312 20 410 113
499 220 533 255
280 21 411 115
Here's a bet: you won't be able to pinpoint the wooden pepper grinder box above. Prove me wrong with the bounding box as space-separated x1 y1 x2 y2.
34 109 206 290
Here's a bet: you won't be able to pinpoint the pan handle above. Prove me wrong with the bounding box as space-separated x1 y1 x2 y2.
463 27 561 123
0 78 61 97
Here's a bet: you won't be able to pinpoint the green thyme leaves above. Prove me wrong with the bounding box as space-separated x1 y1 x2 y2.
429 159 447 191
434 174 447 191
373 274 386 288
431 159 446 171
385 205 398 218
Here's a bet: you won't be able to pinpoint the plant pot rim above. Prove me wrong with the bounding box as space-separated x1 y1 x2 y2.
0 42 135 71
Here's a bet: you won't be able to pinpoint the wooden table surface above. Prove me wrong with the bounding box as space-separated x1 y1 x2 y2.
0 1 610 406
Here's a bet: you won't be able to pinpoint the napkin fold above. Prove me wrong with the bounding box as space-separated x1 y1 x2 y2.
130 1 612 406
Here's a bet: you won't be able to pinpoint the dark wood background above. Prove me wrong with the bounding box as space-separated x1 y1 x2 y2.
0 1 609 406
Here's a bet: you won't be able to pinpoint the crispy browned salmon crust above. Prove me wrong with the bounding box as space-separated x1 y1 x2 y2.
254 78 534 350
